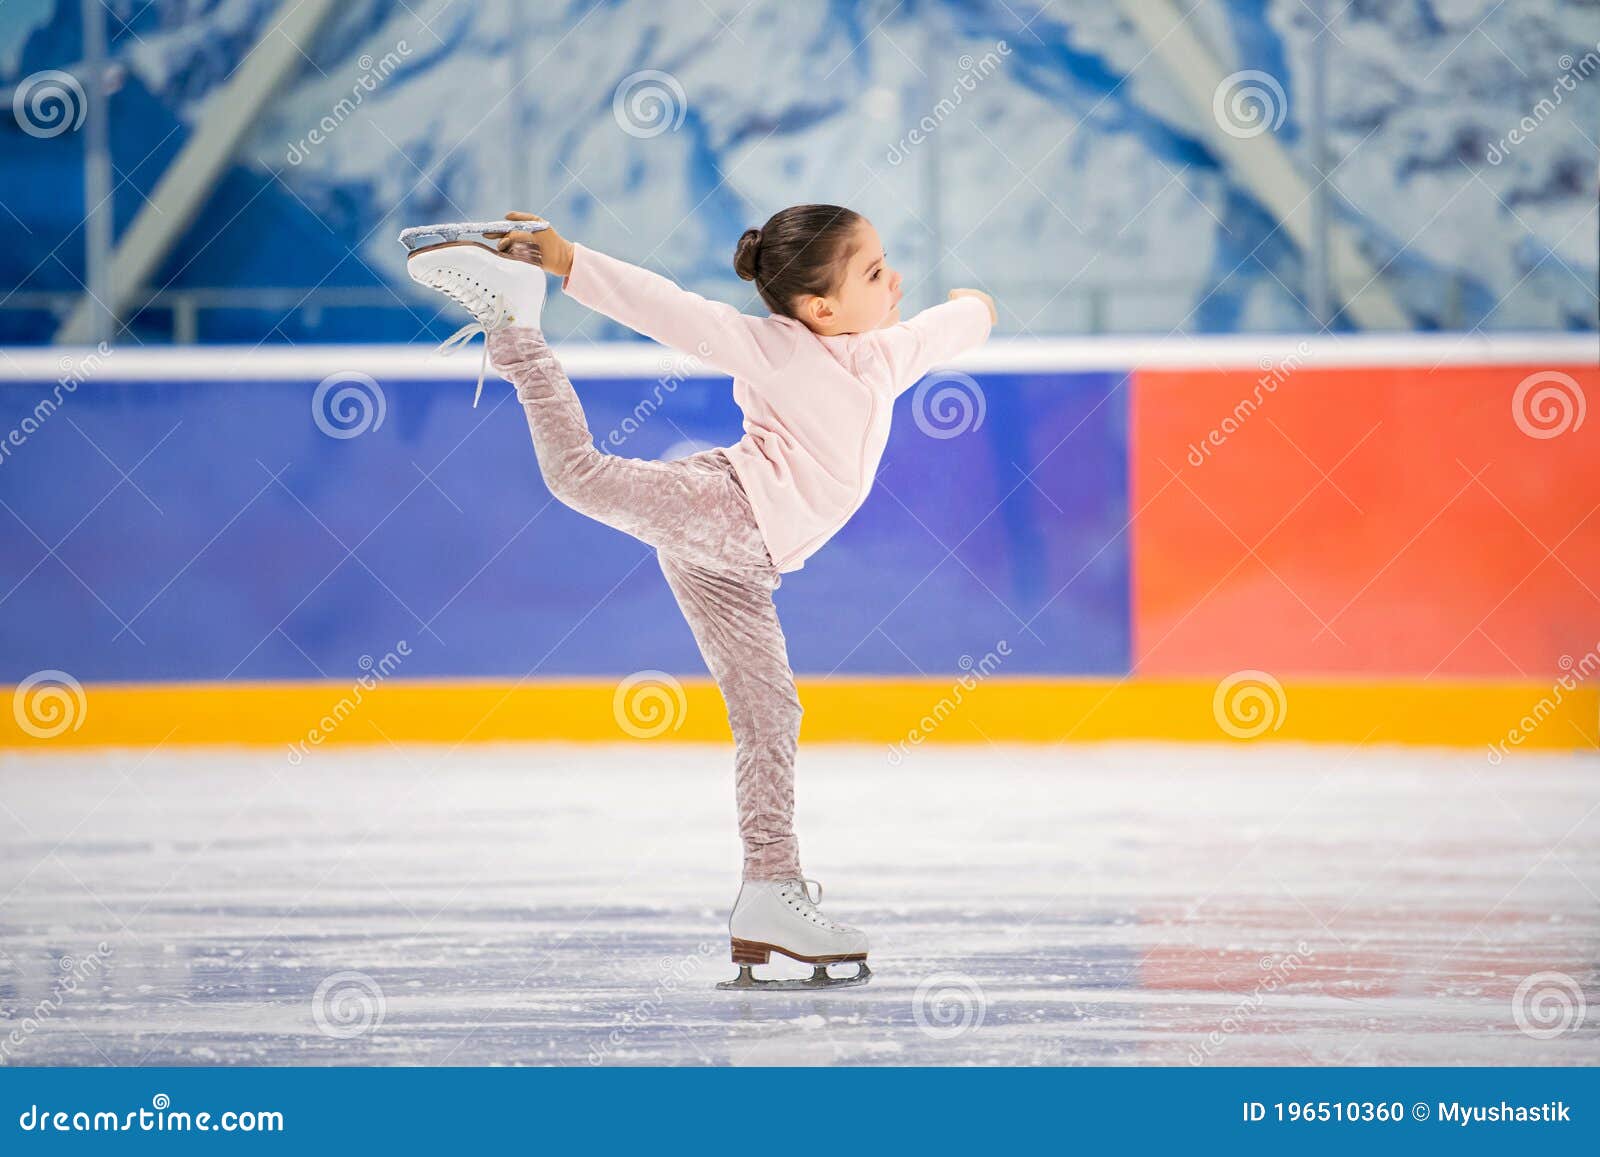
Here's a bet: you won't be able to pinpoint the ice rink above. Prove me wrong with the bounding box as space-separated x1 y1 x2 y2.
2 743 1596 1066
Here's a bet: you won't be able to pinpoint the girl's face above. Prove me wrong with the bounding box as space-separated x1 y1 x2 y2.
806 220 902 335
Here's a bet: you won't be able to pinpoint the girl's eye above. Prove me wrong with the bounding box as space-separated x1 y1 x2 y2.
871 270 881 281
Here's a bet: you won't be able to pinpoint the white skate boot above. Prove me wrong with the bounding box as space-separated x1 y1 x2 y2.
404 237 547 407
718 877 872 990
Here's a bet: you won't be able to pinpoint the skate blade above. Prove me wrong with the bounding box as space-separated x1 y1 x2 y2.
716 962 872 991
399 220 550 252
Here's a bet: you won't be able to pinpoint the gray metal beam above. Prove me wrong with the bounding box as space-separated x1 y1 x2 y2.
80 0 113 345
1306 0 1332 327
1114 0 1408 329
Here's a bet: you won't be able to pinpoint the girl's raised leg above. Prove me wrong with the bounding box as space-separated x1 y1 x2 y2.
488 328 768 572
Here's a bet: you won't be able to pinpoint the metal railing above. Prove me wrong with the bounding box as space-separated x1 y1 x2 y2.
1 288 435 344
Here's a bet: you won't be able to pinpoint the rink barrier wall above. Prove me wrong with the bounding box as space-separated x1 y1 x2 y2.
0 353 1134 683
2 335 1596 751
1132 359 1600 677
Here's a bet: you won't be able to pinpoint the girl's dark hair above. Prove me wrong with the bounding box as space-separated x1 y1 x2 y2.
733 204 864 318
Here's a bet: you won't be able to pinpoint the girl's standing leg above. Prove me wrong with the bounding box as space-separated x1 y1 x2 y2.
657 552 803 881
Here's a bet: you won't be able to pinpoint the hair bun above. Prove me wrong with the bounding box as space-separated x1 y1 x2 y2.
733 228 763 281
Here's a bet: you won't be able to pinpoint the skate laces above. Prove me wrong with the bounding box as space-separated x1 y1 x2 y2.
421 269 507 408
781 877 843 930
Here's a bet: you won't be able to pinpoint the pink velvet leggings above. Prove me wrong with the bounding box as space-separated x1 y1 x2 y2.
488 328 802 880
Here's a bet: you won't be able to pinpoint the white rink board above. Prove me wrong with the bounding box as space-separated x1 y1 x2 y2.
5 331 1596 382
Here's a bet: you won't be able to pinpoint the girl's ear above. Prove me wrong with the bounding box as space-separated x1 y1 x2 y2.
801 295 834 325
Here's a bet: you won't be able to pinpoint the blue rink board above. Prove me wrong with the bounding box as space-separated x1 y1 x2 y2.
0 370 1129 682
2 1067 1595 1153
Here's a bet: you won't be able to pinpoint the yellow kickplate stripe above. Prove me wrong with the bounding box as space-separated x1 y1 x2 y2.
2 678 1593 752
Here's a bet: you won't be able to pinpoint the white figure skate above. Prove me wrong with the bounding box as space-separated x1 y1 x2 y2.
402 227 548 407
718 877 872 991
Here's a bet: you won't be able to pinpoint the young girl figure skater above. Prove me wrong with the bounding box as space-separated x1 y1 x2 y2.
404 206 995 989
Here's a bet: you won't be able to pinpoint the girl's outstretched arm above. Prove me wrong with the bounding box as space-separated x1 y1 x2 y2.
864 289 996 398
490 212 796 382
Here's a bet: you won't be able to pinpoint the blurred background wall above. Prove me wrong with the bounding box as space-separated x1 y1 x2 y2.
1 0 1596 346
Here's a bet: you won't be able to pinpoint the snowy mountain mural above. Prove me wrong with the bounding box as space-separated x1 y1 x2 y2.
1 0 1595 344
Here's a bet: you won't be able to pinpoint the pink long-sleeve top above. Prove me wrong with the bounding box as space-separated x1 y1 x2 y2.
561 243 994 573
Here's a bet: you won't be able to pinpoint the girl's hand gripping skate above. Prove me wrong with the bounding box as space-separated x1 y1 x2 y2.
484 212 576 277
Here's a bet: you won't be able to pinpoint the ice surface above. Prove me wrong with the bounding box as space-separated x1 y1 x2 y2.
1 742 1596 1066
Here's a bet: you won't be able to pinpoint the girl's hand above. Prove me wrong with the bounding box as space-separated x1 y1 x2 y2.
484 211 576 277
949 288 997 325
